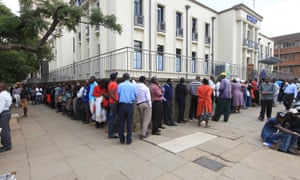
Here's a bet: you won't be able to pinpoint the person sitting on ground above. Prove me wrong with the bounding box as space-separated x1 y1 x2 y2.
261 112 299 154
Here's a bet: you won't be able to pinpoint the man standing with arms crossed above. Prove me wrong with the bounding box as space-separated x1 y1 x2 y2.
0 83 12 153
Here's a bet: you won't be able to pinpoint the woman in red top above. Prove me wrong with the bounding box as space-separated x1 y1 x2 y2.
196 78 213 127
93 79 108 128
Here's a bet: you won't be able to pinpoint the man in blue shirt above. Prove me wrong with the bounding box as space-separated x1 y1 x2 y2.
117 73 137 145
283 79 298 110
162 79 176 126
261 112 299 153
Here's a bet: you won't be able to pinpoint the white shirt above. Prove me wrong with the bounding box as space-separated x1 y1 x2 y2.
77 86 84 98
136 83 152 108
0 90 12 113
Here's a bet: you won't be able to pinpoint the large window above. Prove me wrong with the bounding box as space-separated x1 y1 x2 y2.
204 54 209 74
134 0 142 16
133 41 142 69
192 52 196 73
192 18 198 41
157 45 164 71
157 5 165 32
176 12 183 37
205 23 210 44
176 49 181 72
134 0 144 25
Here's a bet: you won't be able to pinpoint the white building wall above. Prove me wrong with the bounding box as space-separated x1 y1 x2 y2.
48 0 273 81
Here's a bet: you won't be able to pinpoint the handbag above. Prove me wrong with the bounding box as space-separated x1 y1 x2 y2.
200 106 210 121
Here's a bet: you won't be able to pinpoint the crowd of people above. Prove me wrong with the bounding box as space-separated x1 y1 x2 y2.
1 72 300 154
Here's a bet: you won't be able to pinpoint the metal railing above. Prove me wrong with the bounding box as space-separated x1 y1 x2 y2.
41 47 246 83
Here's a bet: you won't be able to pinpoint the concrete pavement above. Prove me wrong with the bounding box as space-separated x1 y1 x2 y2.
0 104 300 180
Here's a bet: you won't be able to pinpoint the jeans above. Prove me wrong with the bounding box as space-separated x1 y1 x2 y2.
108 103 118 138
265 132 297 152
118 103 134 144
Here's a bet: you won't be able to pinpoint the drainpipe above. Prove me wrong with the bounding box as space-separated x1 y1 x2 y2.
185 5 191 79
149 0 152 78
211 16 216 76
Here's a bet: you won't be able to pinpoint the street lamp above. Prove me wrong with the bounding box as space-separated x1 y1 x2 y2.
185 4 190 79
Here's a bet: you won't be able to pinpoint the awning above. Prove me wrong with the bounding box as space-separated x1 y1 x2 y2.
258 57 282 65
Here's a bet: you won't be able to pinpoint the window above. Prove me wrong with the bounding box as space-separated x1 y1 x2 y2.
134 0 142 16
204 54 209 74
192 52 196 73
176 49 181 72
134 41 142 69
157 45 164 71
134 0 144 25
157 5 165 32
192 18 198 41
176 12 183 37
205 23 210 44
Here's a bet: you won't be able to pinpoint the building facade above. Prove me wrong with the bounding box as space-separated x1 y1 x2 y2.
45 0 274 82
273 32 300 77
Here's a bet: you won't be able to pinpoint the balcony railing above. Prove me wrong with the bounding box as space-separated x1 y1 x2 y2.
42 47 245 83
157 22 166 32
243 38 259 49
134 15 144 26
192 32 198 41
205 36 211 45
176 28 183 37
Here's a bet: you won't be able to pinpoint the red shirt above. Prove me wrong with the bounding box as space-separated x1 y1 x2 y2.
150 84 162 102
108 81 118 104
93 85 108 107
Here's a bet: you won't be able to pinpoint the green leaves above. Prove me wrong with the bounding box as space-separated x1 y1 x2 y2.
0 0 122 83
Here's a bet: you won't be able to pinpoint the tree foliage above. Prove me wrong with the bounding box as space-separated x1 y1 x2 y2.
0 0 122 83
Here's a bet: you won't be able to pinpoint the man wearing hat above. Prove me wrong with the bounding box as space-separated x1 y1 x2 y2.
213 72 232 122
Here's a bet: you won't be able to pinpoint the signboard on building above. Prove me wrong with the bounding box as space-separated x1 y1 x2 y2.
247 14 257 24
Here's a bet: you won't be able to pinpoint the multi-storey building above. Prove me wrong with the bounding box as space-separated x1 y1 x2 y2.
273 32 300 77
45 0 274 82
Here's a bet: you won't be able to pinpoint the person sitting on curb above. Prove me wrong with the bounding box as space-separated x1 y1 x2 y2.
261 112 300 154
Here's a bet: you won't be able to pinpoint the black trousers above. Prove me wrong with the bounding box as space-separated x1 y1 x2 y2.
152 101 163 133
0 111 12 148
283 94 294 110
259 99 273 119
188 95 198 119
176 98 186 122
163 101 174 125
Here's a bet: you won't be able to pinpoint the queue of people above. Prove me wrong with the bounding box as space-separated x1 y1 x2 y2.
3 73 300 154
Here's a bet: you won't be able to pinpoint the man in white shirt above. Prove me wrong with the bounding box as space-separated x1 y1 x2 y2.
136 76 152 139
0 82 13 153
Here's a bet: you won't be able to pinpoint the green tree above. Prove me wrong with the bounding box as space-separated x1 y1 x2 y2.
0 0 122 83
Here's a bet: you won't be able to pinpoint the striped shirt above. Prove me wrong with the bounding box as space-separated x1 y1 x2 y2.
188 80 202 96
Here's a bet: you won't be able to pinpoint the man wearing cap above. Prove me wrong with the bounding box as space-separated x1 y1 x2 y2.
213 72 232 122
117 73 136 144
107 72 119 138
261 112 299 154
0 82 13 153
136 76 152 139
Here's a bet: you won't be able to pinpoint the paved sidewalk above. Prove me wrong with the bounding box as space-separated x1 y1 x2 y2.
0 104 300 180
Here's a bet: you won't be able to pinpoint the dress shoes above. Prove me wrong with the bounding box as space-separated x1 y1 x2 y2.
152 132 161 135
159 126 166 129
109 135 118 139
0 147 11 153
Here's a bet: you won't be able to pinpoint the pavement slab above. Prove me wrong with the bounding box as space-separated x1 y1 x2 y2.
0 103 298 180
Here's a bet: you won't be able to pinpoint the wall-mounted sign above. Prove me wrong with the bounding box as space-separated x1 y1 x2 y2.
247 14 257 24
